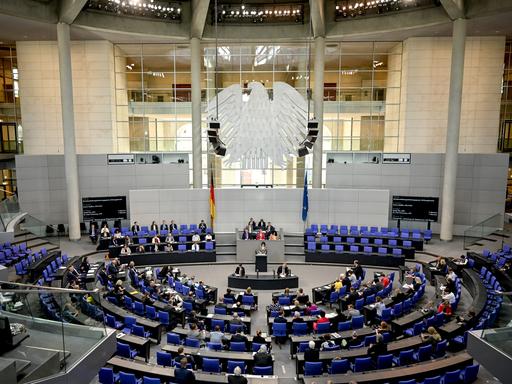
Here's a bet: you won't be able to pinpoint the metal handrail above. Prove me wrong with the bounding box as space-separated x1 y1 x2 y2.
0 280 100 295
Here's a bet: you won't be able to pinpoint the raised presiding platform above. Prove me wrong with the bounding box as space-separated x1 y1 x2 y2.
228 274 298 290
305 251 405 268
118 250 216 266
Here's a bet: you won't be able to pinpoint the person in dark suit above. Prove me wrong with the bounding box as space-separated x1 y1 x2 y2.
247 218 256 233
231 328 249 350
265 222 275 238
174 358 195 383
253 345 272 367
198 220 207 233
304 340 320 362
291 311 304 323
257 219 266 230
127 261 138 286
228 366 247 384
367 332 387 361
106 259 120 281
131 221 140 234
235 264 246 277
252 329 266 345
277 262 290 277
169 220 178 231
160 220 169 231
273 309 287 324
353 260 364 280
224 289 236 301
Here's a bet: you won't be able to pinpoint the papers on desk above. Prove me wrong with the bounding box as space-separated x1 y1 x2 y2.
325 312 337 319
369 304 375 309
331 333 341 339
323 285 330 289
261 332 268 338
117 332 126 338
130 291 139 295
283 306 291 310
207 314 214 318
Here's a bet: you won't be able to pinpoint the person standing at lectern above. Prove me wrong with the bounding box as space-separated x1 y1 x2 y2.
256 229 266 240
277 262 290 277
235 264 245 277
256 242 268 255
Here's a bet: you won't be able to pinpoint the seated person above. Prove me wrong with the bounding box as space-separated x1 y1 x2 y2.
346 304 360 319
454 254 468 266
257 219 266 230
296 288 309 305
266 222 275 237
241 227 250 240
374 296 386 319
198 219 207 233
247 218 256 233
304 340 320 362
377 321 390 333
228 366 247 384
304 301 318 316
209 325 226 345
367 332 387 360
290 300 302 314
151 235 160 251
442 287 456 305
268 296 281 313
150 221 158 232
192 233 201 243
224 288 236 302
446 267 457 281
320 334 336 350
160 220 168 231
313 310 329 331
291 311 304 323
256 241 268 255
173 348 195 369
100 224 110 238
187 323 205 341
456 309 476 328
277 262 290 277
253 344 272 366
191 240 200 252
136 245 145 253
269 231 279 241
205 232 213 241
437 300 453 318
229 312 245 330
231 328 248 349
253 330 266 345
256 229 266 240
421 326 442 345
422 300 437 317
234 264 245 277
131 221 140 234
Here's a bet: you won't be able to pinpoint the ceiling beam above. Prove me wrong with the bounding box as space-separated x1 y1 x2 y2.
0 0 57 23
309 0 325 37
191 0 210 39
59 0 88 24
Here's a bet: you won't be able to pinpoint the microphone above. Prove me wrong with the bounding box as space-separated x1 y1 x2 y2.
273 269 276 279
256 269 259 279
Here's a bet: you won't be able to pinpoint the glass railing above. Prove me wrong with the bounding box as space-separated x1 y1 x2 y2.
0 194 20 231
463 213 504 249
478 326 512 358
0 281 108 382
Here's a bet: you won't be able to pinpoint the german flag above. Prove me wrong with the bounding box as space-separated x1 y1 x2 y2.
209 172 216 228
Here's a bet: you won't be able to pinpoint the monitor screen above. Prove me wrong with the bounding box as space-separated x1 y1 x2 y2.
391 196 439 222
82 196 127 221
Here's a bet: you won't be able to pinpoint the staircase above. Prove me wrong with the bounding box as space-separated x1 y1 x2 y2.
284 232 305 262
214 232 236 262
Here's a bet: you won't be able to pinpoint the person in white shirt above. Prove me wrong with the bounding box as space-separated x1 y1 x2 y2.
191 241 200 252
446 268 457 282
192 233 201 243
442 288 456 305
348 270 357 285
120 244 131 255
152 235 160 252
374 296 386 318
205 233 213 241
100 224 110 238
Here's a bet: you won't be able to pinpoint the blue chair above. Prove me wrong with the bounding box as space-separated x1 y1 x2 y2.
119 372 142 384
329 291 339 306
393 248 403 256
433 339 447 358
205 242 214 251
398 380 416 384
133 301 145 316
365 294 375 305
338 321 351 331
278 296 291 305
316 322 331 334
183 301 193 313
380 308 392 322
378 247 387 255
227 360 246 374
211 319 225 331
333 236 341 243
230 342 246 352
304 361 323 376
391 303 403 318
364 335 377 346
157 311 169 327
329 358 349 374
253 366 273 375
105 314 123 329
207 342 223 350
307 242 316 252
123 316 137 334
292 322 308 336
132 325 150 338
156 351 173 367
349 245 359 252
273 322 287 337
252 343 263 352
99 367 119 384
413 344 432 362
393 349 414 366
363 246 372 253
423 376 442 384
214 307 227 315
142 378 160 384
335 244 344 253
460 364 479 384
351 357 372 372
116 342 138 359
355 298 364 310
145 305 157 320
404 321 423 337
376 354 393 369
349 341 364 350
321 244 330 252
242 295 255 306
443 370 461 384
351 315 364 329
166 332 181 345
185 337 200 348
202 358 221 373
178 244 186 252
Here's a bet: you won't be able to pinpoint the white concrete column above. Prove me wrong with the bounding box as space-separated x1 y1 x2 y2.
191 37 202 188
312 36 325 188
57 23 80 240
440 18 467 241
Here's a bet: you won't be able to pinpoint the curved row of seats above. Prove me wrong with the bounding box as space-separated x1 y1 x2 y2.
0 241 30 266
119 224 213 237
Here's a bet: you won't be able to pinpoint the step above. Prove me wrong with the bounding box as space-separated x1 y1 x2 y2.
216 251 236 256
30 244 59 254
14 230 30 238
285 243 305 247
11 234 41 245
285 251 305 256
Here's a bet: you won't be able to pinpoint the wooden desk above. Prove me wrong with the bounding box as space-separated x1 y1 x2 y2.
117 333 151 362
300 352 473 384
99 298 162 343
391 310 428 335
107 356 278 383
295 335 424 374
290 327 375 356
267 315 319 334
169 327 272 346
199 313 252 334
26 250 61 281
162 344 274 372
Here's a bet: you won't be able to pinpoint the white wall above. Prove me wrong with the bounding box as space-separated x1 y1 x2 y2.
326 153 508 235
129 188 390 233
17 41 117 154
399 36 505 153
16 154 189 224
